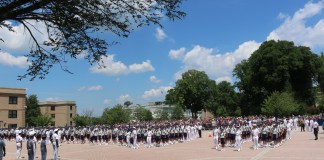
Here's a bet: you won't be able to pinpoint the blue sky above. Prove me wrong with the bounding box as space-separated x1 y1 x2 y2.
1 0 324 116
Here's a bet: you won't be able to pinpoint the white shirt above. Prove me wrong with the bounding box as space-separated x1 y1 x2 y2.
252 128 259 138
314 121 319 128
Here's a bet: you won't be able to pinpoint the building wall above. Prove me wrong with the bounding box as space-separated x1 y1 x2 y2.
0 88 26 128
38 101 77 127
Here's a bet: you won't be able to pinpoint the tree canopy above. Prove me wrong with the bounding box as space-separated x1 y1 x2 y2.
133 106 153 121
165 70 216 118
0 0 185 80
234 40 323 115
101 104 131 125
25 94 41 127
261 91 298 117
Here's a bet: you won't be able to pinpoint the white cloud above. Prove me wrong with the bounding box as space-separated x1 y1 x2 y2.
78 85 103 91
216 76 232 84
45 97 61 101
0 51 30 68
142 86 173 99
267 1 324 49
88 85 103 91
103 99 112 105
173 41 260 81
89 55 154 75
129 60 155 73
118 94 131 103
155 28 167 41
0 20 48 51
149 75 161 83
169 47 186 60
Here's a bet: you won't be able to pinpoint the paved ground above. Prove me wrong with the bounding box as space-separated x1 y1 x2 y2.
3 129 324 160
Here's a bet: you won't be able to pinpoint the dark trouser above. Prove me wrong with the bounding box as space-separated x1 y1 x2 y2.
198 130 202 138
314 128 318 140
301 124 305 132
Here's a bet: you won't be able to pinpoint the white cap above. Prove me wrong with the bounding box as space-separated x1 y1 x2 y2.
54 129 59 132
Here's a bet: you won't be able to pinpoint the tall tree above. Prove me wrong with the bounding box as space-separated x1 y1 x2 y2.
133 106 153 121
25 94 41 127
72 115 91 126
101 104 131 125
261 91 298 117
234 40 321 115
124 101 133 108
215 81 239 116
171 105 184 120
32 115 52 127
0 0 186 80
165 69 216 118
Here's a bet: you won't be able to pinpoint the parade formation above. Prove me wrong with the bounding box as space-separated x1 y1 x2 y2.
0 115 322 160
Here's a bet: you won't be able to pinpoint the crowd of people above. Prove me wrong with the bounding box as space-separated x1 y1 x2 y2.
0 115 322 160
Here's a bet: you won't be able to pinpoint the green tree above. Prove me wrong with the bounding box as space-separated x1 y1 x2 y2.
214 81 239 116
32 115 52 127
261 91 298 117
101 104 131 125
171 105 184 120
72 115 91 126
234 40 321 115
25 94 41 127
0 0 185 80
165 69 216 118
134 106 153 121
156 109 169 121
124 101 133 108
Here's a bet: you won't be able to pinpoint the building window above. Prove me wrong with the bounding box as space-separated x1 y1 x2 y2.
9 96 18 104
51 122 55 126
8 124 17 129
8 110 17 118
70 121 73 126
70 113 73 118
51 106 55 111
51 114 55 118
70 106 73 110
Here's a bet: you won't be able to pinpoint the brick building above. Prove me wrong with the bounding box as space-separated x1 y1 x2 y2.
0 88 26 129
38 101 77 127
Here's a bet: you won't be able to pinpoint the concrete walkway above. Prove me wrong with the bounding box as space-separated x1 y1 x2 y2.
3 129 324 160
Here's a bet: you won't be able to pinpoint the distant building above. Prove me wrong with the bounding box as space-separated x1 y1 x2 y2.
0 87 26 129
38 101 77 127
145 101 192 119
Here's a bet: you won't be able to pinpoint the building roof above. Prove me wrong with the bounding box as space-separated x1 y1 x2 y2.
0 87 26 95
38 101 76 106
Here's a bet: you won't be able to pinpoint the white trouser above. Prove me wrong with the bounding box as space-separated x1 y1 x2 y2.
213 137 218 148
287 130 291 139
16 145 22 159
253 137 258 149
53 144 58 160
147 137 152 147
235 138 241 150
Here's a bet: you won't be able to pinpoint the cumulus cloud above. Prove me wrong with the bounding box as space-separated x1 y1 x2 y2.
118 94 131 103
149 75 161 83
103 99 112 105
172 41 260 81
142 86 173 99
0 20 48 51
155 28 167 41
78 85 103 91
216 76 233 84
0 51 30 68
169 47 186 60
89 55 154 75
267 1 324 49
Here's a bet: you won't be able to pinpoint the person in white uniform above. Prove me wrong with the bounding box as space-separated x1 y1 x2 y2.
252 124 259 150
212 126 219 150
235 125 242 151
16 131 23 159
